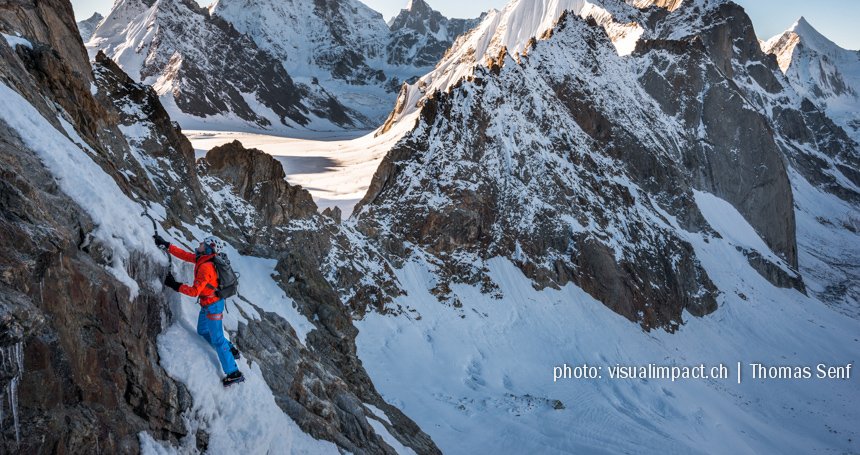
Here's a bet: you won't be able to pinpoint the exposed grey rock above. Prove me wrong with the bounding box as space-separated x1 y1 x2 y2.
237 307 440 455
322 206 343 224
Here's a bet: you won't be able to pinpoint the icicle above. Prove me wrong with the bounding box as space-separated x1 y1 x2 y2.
14 343 22 376
0 342 24 446
9 375 18 444
0 387 4 441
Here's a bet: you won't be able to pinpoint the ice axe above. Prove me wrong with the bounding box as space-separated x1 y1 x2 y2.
141 210 172 268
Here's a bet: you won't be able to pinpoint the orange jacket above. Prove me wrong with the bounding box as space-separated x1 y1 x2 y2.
168 244 220 306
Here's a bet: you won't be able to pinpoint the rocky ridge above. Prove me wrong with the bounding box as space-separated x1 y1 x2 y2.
387 0 483 68
208 0 480 123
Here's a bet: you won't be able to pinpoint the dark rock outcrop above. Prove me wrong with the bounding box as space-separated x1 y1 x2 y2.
237 308 440 455
204 140 318 226
0 43 190 453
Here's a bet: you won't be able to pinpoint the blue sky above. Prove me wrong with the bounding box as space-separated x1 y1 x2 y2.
72 0 859 50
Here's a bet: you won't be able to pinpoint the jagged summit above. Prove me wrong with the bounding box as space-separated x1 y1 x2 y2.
763 15 860 142
404 0 431 14
387 0 481 68
76 12 102 42
380 0 647 131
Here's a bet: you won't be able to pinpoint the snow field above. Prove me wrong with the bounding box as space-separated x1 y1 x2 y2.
354 190 860 454
185 113 418 217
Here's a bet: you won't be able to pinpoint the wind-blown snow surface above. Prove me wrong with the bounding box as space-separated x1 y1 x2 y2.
356 216 860 453
0 81 335 454
763 17 860 143
185 116 418 216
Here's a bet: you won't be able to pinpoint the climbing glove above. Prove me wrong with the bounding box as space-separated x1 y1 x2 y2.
164 273 181 292
153 234 170 251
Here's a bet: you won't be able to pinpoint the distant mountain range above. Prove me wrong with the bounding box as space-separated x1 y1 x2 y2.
83 0 480 131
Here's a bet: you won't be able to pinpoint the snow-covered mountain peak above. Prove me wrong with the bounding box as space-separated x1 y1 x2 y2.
789 16 848 57
210 0 478 123
88 0 368 132
763 16 860 142
404 0 430 14
381 0 648 131
76 12 104 42
764 16 849 72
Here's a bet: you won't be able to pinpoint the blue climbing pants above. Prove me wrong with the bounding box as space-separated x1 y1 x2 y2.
196 299 238 375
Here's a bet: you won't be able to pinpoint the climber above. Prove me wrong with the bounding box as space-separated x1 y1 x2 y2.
153 234 245 387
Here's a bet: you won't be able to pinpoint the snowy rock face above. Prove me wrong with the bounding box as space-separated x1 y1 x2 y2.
763 17 860 144
647 1 859 312
210 0 479 123
88 0 367 132
76 12 102 42
0 6 193 451
358 0 859 329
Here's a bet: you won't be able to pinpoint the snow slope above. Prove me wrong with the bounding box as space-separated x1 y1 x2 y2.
355 199 860 453
145 223 336 453
763 17 860 143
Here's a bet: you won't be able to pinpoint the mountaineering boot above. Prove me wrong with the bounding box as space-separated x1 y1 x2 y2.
230 344 241 360
222 370 245 388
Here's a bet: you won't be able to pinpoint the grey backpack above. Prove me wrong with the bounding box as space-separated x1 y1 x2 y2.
212 253 239 299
